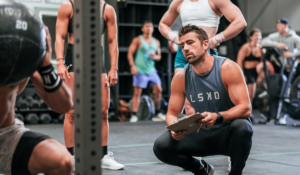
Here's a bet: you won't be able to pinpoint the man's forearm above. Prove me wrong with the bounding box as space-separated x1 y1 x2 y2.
108 40 118 71
220 104 251 123
166 113 178 126
30 72 73 113
261 37 278 48
127 54 135 66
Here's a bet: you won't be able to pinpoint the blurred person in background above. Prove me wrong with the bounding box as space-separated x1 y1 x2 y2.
127 21 165 122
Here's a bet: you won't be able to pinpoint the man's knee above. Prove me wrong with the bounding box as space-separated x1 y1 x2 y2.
56 155 73 173
231 119 253 137
133 88 142 97
154 85 162 95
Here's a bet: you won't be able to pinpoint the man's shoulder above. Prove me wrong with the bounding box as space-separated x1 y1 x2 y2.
221 58 240 72
132 36 141 42
173 69 185 83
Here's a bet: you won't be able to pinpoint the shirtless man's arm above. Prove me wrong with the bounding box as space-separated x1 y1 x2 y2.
104 4 118 87
55 2 72 80
200 60 251 128
31 27 73 113
127 37 140 75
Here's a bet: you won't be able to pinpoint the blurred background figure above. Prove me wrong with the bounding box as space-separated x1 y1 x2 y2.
236 28 274 105
127 21 165 122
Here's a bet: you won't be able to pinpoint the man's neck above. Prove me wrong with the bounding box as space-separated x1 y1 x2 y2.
143 33 152 39
191 53 214 76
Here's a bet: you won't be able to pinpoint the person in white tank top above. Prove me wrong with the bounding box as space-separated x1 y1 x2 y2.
160 0 246 52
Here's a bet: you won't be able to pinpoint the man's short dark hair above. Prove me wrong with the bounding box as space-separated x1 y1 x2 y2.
178 25 209 44
143 20 153 26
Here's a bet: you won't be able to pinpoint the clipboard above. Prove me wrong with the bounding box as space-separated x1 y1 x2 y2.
166 113 205 134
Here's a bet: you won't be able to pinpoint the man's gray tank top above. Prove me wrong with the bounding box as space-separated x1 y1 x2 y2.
184 56 234 129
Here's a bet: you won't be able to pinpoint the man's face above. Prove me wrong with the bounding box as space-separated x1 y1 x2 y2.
142 23 154 35
277 22 288 34
179 32 208 64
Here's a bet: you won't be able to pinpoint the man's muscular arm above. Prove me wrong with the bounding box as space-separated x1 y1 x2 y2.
55 2 72 80
32 26 73 113
150 40 162 61
200 60 251 128
211 0 247 48
220 60 251 122
166 71 185 126
105 4 118 87
30 72 73 113
127 37 139 75
159 0 181 44
166 71 187 141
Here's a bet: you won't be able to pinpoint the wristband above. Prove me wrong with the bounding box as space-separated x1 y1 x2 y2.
167 32 177 42
212 32 226 46
38 64 62 93
220 32 226 41
57 58 63 61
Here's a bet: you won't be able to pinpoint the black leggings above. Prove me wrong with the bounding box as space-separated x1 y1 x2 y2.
153 119 253 175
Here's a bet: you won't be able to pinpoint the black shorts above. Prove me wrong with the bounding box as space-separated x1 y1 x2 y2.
65 44 106 73
244 67 258 84
11 131 50 175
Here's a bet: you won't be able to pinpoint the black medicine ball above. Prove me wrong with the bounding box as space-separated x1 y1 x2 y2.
0 0 46 86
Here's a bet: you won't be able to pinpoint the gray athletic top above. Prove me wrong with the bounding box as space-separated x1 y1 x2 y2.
184 56 234 129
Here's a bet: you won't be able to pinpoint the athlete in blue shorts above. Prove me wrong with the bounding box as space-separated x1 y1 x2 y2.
127 21 165 122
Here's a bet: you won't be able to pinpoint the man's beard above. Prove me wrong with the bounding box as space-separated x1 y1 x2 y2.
187 52 205 65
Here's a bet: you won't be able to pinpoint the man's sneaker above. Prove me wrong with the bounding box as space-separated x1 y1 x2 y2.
195 160 214 175
258 91 268 98
101 151 124 170
72 155 75 172
279 114 288 125
156 112 166 120
130 115 138 122
228 157 231 172
152 112 166 121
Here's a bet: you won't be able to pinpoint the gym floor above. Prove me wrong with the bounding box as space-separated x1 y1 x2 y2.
29 110 300 175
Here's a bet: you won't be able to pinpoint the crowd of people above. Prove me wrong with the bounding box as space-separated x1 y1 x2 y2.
0 0 300 175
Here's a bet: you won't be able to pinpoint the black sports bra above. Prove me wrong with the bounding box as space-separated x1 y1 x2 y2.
244 45 261 62
68 1 107 34
244 53 260 62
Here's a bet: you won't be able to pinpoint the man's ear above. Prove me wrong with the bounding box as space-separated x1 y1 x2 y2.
203 40 209 49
